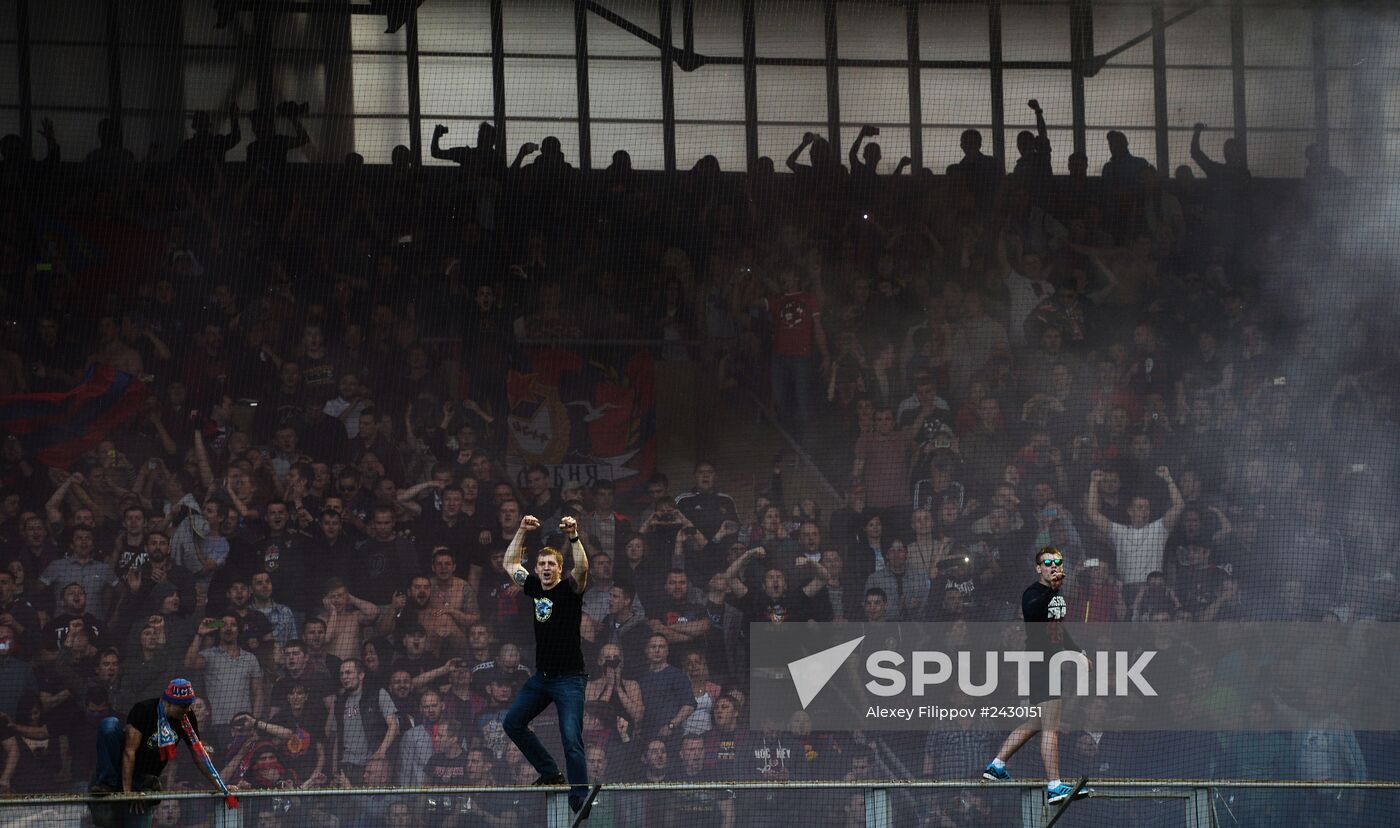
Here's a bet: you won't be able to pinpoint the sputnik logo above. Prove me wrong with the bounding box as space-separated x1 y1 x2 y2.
788 636 864 709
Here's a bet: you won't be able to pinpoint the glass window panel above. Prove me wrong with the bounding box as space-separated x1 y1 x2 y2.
1086 126 1155 173
588 0 662 58
1323 11 1364 68
590 121 662 169
263 14 323 49
420 57 494 119
756 0 825 59
682 0 744 58
1325 130 1356 176
1090 3 1153 65
675 64 744 123
1085 69 1154 128
356 118 411 164
32 45 107 107
0 45 17 106
838 124 911 174
350 15 406 53
121 48 181 113
1002 70 1073 130
589 59 657 120
837 1 906 61
119 116 159 163
1326 70 1353 131
675 124 746 171
120 2 178 49
1243 7 1311 66
838 68 908 128
1165 69 1233 128
1166 5 1233 66
182 0 241 48
419 0 492 53
757 65 826 123
1246 71 1312 129
0 111 17 143
277 64 329 116
182 57 257 124
1001 2 1069 62
1243 130 1310 177
1384 81 1400 131
422 117 495 166
0 1 15 40
351 54 407 116
32 1 104 42
504 0 574 55
920 69 991 127
918 4 988 62
758 123 827 169
506 58 577 118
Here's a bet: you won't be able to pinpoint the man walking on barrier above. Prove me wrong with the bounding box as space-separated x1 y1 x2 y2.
503 513 595 821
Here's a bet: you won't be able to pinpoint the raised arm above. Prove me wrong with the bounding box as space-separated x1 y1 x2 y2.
562 516 589 592
1156 466 1185 531
799 558 831 598
504 514 540 583
722 547 764 600
849 125 877 170
1190 123 1223 175
1085 470 1115 536
786 132 815 173
430 124 452 161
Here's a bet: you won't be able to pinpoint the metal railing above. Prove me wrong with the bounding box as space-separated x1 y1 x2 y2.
4 779 1398 828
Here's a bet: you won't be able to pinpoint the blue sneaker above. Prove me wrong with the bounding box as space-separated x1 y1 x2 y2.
982 761 1013 781
1046 781 1092 804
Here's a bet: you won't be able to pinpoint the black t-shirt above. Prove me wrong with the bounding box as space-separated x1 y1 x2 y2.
739 589 811 626
423 750 470 785
1022 581 1077 654
126 698 201 778
522 573 586 675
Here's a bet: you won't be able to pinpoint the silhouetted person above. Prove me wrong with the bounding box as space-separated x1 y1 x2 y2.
1014 99 1053 206
431 121 502 178
246 106 310 174
1101 130 1149 240
946 128 1002 212
1190 122 1253 253
84 118 136 173
175 104 241 169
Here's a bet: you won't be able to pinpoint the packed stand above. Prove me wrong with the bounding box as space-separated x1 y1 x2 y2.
0 106 1393 826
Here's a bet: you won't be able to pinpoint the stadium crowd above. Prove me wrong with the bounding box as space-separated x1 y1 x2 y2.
0 105 1393 827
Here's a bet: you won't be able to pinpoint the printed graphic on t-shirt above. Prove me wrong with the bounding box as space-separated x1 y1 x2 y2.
534 596 554 622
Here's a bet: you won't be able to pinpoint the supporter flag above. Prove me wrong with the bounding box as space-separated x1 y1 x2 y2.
0 364 151 467
506 346 657 495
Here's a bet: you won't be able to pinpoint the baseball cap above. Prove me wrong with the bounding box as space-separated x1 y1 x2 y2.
163 678 198 704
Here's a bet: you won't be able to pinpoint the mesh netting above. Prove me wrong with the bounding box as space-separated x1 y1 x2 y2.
0 0 1398 826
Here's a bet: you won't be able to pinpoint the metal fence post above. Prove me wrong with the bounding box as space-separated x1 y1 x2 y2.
864 787 891 827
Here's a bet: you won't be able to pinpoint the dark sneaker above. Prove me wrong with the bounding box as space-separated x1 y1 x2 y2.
570 794 593 821
533 772 566 786
1046 781 1092 804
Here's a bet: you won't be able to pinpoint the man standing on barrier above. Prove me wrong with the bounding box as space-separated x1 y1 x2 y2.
90 678 236 828
503 513 594 820
982 547 1095 805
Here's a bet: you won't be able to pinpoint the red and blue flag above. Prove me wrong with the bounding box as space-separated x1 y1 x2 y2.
0 364 150 467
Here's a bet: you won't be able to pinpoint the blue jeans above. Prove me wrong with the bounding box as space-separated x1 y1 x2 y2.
770 353 816 427
503 672 588 799
90 717 156 828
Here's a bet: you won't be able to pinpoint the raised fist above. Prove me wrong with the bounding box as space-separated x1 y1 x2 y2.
560 515 579 537
521 515 542 532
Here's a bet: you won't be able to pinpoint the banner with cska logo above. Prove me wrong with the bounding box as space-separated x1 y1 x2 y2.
505 346 657 497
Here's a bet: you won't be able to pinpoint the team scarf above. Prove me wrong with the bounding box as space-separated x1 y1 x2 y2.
176 714 240 809
154 701 181 762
